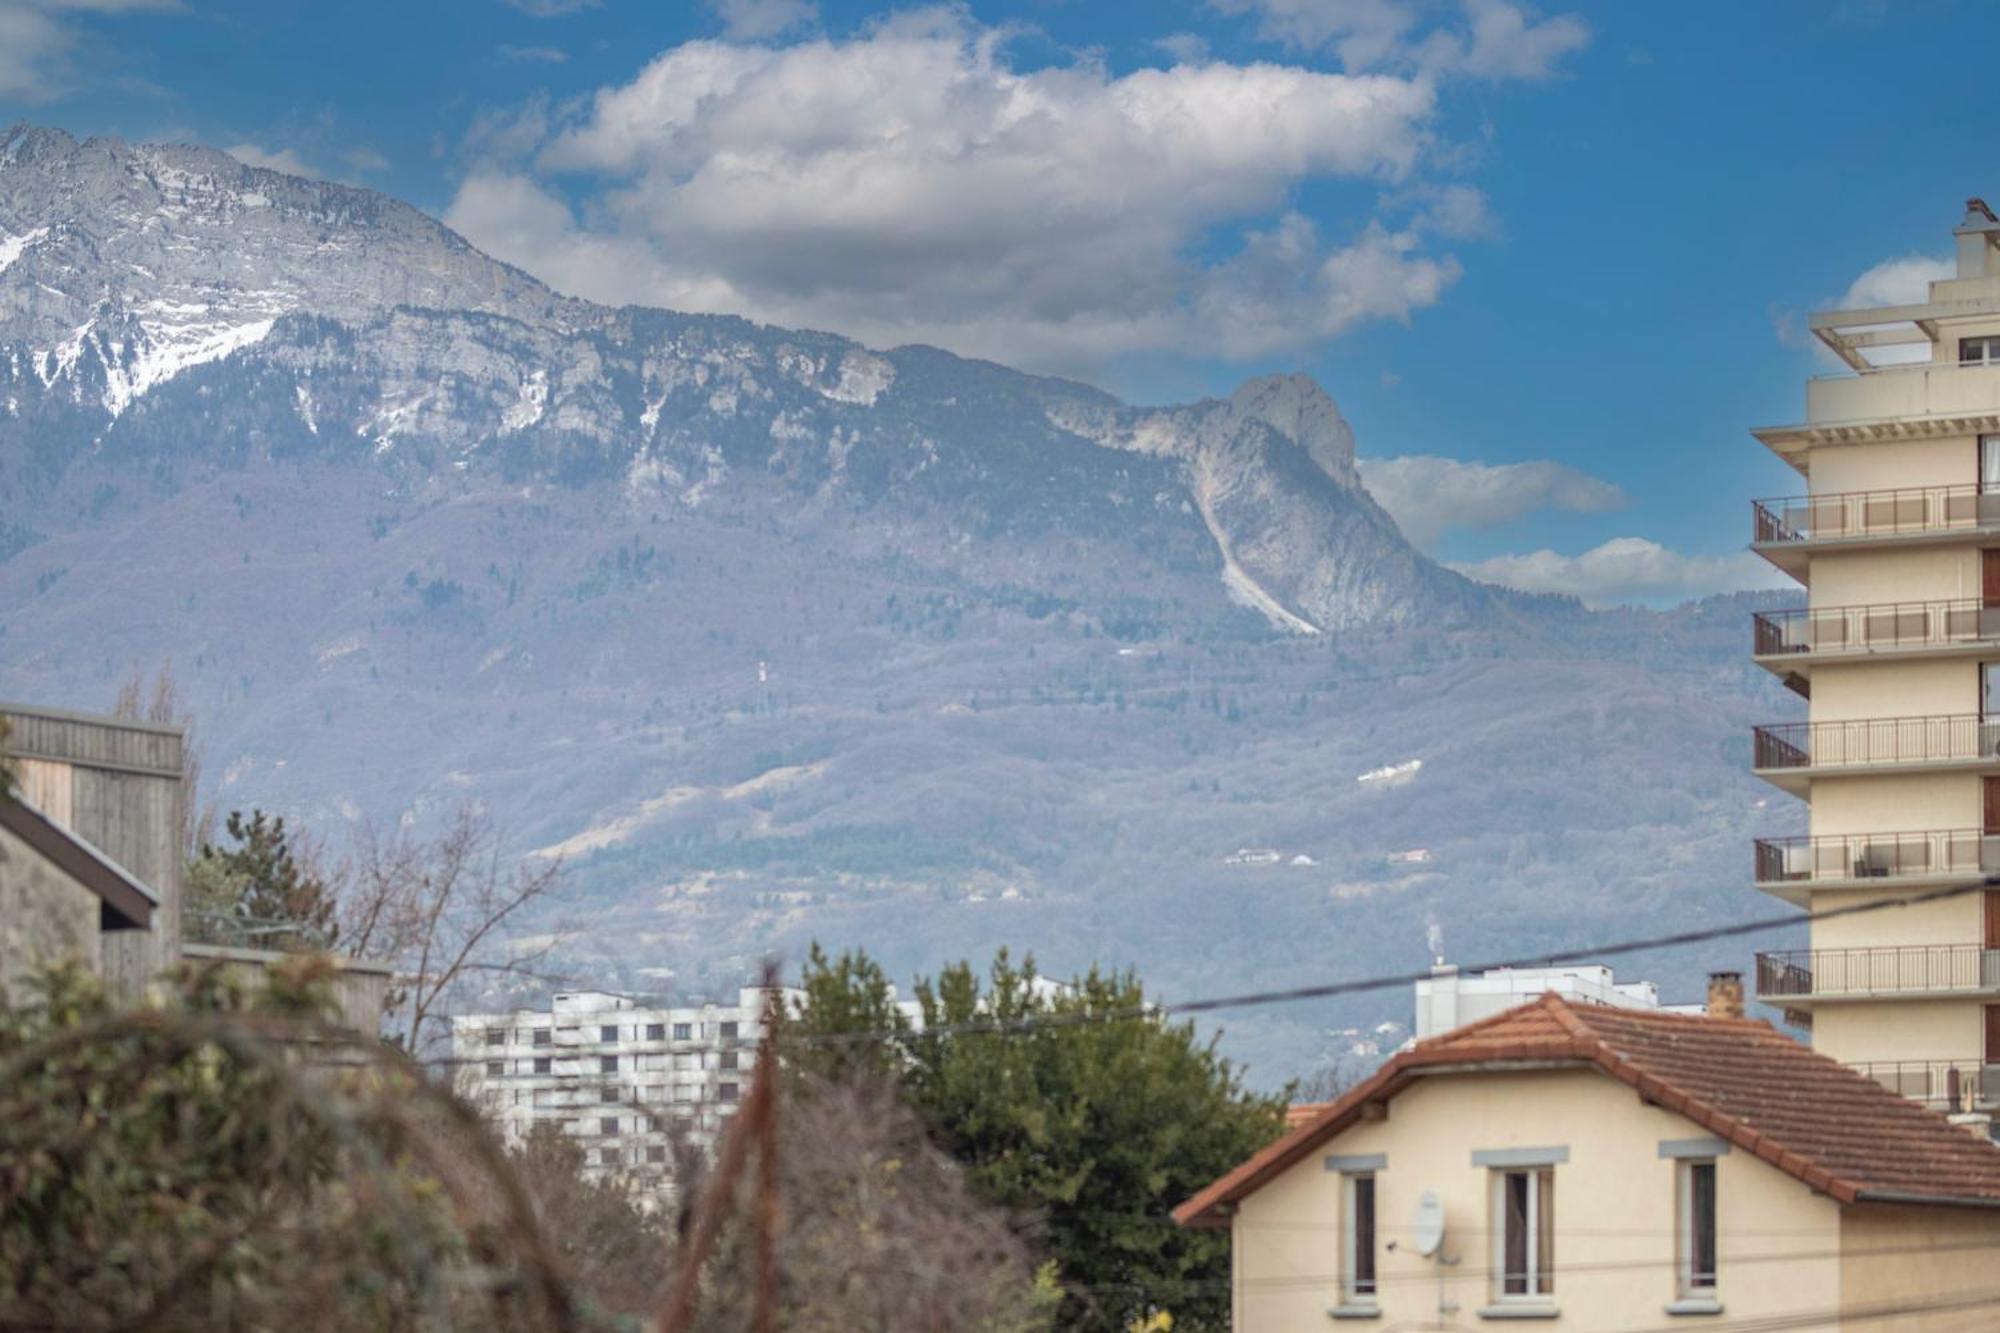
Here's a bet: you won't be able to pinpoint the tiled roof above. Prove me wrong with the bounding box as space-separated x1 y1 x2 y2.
1175 992 2000 1228
1284 1101 1333 1129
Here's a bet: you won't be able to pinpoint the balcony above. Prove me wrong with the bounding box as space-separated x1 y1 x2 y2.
1756 944 2000 1004
1752 828 2000 904
1850 1059 1994 1111
1751 714 2000 795
1751 484 2000 578
1751 599 2000 683
1805 358 2000 430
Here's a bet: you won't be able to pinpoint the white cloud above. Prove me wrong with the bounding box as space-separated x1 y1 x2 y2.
707 0 815 41
497 43 567 63
225 142 325 179
1215 0 1586 80
343 145 390 172
1358 455 1624 547
1450 537 1788 608
445 12 1475 370
0 0 177 102
1839 253 1951 309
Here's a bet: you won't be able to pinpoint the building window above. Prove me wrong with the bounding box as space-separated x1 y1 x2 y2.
648 1145 667 1164
1679 1160 1718 1297
719 1021 739 1040
647 1022 666 1041
1493 1168 1555 1300
601 1024 618 1042
720 1050 739 1071
1963 336 2000 366
533 1057 551 1075
599 1116 618 1136
600 1147 618 1165
601 1086 619 1103
1341 1173 1377 1305
601 1055 618 1074
673 1022 693 1041
484 1028 505 1046
485 1061 504 1077
719 1082 740 1103
531 1028 551 1046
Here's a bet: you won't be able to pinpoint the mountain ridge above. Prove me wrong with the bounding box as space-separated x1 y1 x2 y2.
0 125 1784 1079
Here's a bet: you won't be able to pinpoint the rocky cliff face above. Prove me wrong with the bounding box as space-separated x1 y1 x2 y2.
0 124 1492 636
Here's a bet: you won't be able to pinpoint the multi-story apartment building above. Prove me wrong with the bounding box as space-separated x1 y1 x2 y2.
451 986 800 1184
1749 199 2000 1112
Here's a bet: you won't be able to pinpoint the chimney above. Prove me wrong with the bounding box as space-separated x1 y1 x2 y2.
1957 198 2000 279
1705 972 1744 1020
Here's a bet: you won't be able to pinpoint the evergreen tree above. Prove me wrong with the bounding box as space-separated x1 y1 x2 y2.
786 946 1286 1332
186 809 338 951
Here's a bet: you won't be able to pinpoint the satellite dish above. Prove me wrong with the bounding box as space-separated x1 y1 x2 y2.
1411 1189 1446 1258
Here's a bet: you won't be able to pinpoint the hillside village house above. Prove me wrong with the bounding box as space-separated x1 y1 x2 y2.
0 700 389 1028
1177 991 2000 1329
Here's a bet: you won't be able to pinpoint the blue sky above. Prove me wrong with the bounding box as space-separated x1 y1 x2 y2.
0 0 1988 606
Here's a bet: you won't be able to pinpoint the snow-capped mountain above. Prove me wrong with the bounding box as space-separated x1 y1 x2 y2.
0 125 1788 1078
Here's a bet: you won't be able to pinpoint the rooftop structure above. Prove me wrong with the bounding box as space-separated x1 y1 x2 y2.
1413 961 1695 1040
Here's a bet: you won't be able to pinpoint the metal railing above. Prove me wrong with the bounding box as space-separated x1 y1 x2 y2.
1753 829 2000 885
1756 945 2000 999
1752 599 2000 658
1849 1059 1991 1108
1752 714 2000 772
1752 484 2000 546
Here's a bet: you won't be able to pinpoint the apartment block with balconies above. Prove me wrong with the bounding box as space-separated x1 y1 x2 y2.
1748 200 2000 1113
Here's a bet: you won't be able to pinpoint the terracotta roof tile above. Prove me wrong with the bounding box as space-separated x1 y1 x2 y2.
1175 993 2000 1228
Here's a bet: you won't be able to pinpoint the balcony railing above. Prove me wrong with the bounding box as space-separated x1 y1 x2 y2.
1850 1059 1991 1108
1752 599 2000 659
1752 484 2000 546
1752 714 2000 772
1754 829 2000 885
1756 945 2000 999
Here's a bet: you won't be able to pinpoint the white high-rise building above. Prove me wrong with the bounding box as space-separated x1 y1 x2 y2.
450 986 795 1184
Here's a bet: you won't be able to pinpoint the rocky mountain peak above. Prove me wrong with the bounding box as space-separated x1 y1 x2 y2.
1224 372 1357 487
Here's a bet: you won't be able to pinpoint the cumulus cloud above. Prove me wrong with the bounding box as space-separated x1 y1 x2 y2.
0 0 177 102
445 11 1483 370
707 0 816 41
1214 0 1586 80
1839 253 1951 309
1450 537 1789 608
1358 455 1624 547
226 142 325 179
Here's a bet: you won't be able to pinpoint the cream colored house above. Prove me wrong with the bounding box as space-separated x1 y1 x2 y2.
1749 200 2000 1106
1177 993 2000 1330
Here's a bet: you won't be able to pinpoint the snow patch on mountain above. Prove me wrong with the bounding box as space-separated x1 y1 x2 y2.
0 226 47 274
826 349 894 406
96 316 277 417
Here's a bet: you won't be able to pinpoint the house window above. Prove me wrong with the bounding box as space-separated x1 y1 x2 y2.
531 1028 551 1046
1493 1168 1555 1300
533 1057 552 1075
484 1028 505 1046
1679 1160 1718 1297
673 1022 694 1041
485 1061 504 1077
719 1021 739 1040
1964 336 2000 366
647 1022 666 1041
1341 1173 1377 1304
599 1116 618 1136
601 1055 618 1074
601 1024 619 1042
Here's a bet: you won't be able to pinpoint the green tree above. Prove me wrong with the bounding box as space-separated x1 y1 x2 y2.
186 809 339 951
786 947 1286 1333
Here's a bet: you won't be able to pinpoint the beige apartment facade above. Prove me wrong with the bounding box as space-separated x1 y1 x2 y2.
1177 996 2000 1330
1749 200 2000 1104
